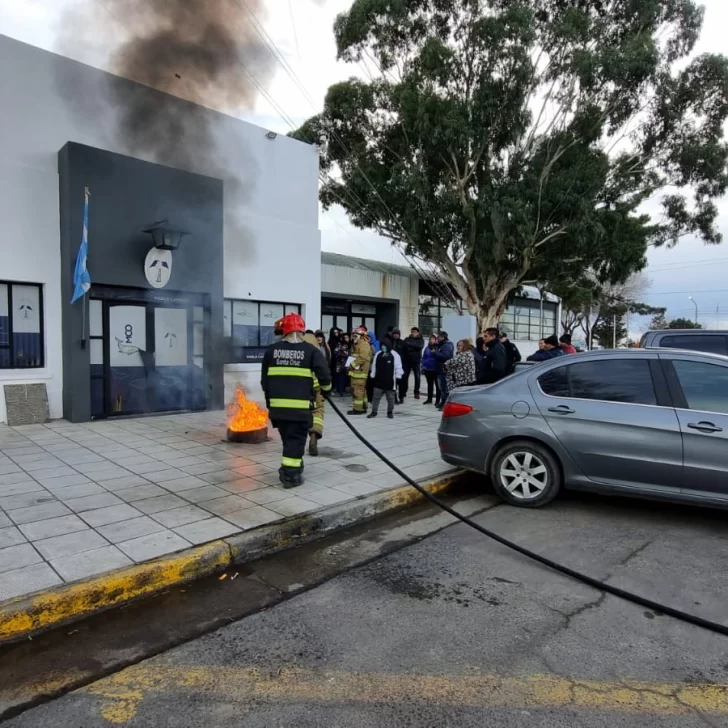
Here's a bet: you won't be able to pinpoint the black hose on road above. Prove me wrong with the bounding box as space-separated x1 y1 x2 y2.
326 394 728 638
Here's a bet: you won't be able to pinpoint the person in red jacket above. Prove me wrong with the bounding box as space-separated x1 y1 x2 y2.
559 334 577 355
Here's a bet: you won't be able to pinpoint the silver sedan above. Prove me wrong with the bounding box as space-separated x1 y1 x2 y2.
438 348 728 508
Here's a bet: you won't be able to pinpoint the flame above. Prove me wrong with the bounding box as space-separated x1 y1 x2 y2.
227 384 268 432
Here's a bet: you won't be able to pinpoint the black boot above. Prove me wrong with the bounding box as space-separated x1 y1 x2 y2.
423 399 432 405
347 409 365 415
279 466 304 488
367 412 378 419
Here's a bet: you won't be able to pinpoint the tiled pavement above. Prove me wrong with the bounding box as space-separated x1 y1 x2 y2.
0 395 452 603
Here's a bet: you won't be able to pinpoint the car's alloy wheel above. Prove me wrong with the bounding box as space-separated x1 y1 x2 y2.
490 441 561 507
499 451 548 500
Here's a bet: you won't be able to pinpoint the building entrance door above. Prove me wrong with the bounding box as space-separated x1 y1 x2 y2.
90 289 207 418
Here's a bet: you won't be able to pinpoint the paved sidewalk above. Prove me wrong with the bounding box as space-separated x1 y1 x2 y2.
0 395 451 604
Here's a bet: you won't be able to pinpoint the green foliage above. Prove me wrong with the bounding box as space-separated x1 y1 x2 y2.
650 314 702 329
294 0 728 325
668 317 702 328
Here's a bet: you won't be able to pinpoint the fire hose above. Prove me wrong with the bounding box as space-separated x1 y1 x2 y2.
324 393 728 638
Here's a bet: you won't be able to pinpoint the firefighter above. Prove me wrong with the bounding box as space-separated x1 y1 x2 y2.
348 326 373 415
302 330 325 456
261 313 331 487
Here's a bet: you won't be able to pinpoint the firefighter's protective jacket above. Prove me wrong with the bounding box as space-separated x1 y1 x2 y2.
261 334 331 422
303 332 325 392
349 336 373 380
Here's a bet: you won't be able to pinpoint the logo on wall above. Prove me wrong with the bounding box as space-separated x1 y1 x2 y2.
17 299 35 321
144 248 173 289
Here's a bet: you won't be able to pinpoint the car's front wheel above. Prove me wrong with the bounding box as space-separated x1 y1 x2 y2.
489 441 561 508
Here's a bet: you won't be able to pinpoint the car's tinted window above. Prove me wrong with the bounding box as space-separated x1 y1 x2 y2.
672 360 728 414
539 360 657 405
659 335 728 356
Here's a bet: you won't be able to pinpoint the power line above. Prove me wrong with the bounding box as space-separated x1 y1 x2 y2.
643 288 728 296
232 0 460 308
648 256 728 271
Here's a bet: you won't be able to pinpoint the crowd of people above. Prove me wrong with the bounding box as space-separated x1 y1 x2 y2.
263 312 581 489
317 326 581 416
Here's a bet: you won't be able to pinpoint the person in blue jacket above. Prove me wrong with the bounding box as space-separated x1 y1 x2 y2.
527 335 566 362
433 331 455 410
421 334 440 405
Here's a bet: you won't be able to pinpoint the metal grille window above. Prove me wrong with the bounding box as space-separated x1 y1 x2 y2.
224 299 301 363
499 302 557 341
0 282 44 369
418 295 464 335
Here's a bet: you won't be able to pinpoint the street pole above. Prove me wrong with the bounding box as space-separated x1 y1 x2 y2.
689 296 698 325
613 312 617 349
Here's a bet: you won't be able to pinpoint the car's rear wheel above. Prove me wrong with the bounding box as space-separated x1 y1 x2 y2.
489 441 561 508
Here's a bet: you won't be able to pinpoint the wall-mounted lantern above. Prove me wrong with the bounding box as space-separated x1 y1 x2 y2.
143 222 188 251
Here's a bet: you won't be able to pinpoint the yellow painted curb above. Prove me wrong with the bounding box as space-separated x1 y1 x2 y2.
0 470 462 645
0 541 231 644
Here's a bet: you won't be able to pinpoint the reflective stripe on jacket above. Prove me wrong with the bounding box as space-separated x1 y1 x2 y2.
350 338 372 379
261 340 331 422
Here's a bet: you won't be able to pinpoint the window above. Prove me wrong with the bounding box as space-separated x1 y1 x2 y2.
224 299 301 363
660 335 728 357
672 360 728 415
498 301 557 341
539 360 656 405
0 282 44 369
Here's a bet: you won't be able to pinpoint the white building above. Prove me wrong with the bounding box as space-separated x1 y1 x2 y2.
0 34 560 425
0 34 320 423
320 253 560 356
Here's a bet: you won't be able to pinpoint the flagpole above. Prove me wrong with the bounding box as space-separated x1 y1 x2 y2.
80 186 89 350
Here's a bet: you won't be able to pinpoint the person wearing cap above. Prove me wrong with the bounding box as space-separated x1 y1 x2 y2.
433 331 454 410
348 326 373 414
499 330 522 374
262 314 331 487
527 335 566 362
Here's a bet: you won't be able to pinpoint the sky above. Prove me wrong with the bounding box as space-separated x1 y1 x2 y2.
1 0 728 335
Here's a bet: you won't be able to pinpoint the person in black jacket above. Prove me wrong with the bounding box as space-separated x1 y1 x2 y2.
401 327 425 401
477 327 508 384
367 337 404 419
261 314 331 488
499 331 522 374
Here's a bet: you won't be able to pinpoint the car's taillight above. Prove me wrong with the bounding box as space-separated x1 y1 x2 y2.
442 402 473 418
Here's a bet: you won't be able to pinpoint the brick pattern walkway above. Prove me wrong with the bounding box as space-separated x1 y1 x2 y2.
0 396 451 603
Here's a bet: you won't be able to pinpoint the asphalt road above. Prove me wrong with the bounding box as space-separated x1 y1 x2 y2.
5 491 728 727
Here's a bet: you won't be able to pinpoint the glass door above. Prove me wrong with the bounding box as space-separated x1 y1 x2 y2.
108 303 150 414
153 306 190 412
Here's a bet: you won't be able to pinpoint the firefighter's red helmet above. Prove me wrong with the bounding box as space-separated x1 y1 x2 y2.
281 312 306 336
274 317 285 336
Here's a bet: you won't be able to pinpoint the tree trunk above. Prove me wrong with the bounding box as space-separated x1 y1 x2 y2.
466 281 514 332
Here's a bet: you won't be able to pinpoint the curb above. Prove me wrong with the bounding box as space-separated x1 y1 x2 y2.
0 470 461 644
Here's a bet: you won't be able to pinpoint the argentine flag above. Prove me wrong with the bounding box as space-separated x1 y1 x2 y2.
71 188 91 304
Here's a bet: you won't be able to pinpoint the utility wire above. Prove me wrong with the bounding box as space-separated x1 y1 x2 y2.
232 0 461 309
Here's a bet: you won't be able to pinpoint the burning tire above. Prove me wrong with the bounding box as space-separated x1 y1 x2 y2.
227 385 269 444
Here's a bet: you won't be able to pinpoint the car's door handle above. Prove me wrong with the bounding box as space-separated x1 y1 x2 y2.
548 405 575 414
687 421 723 433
